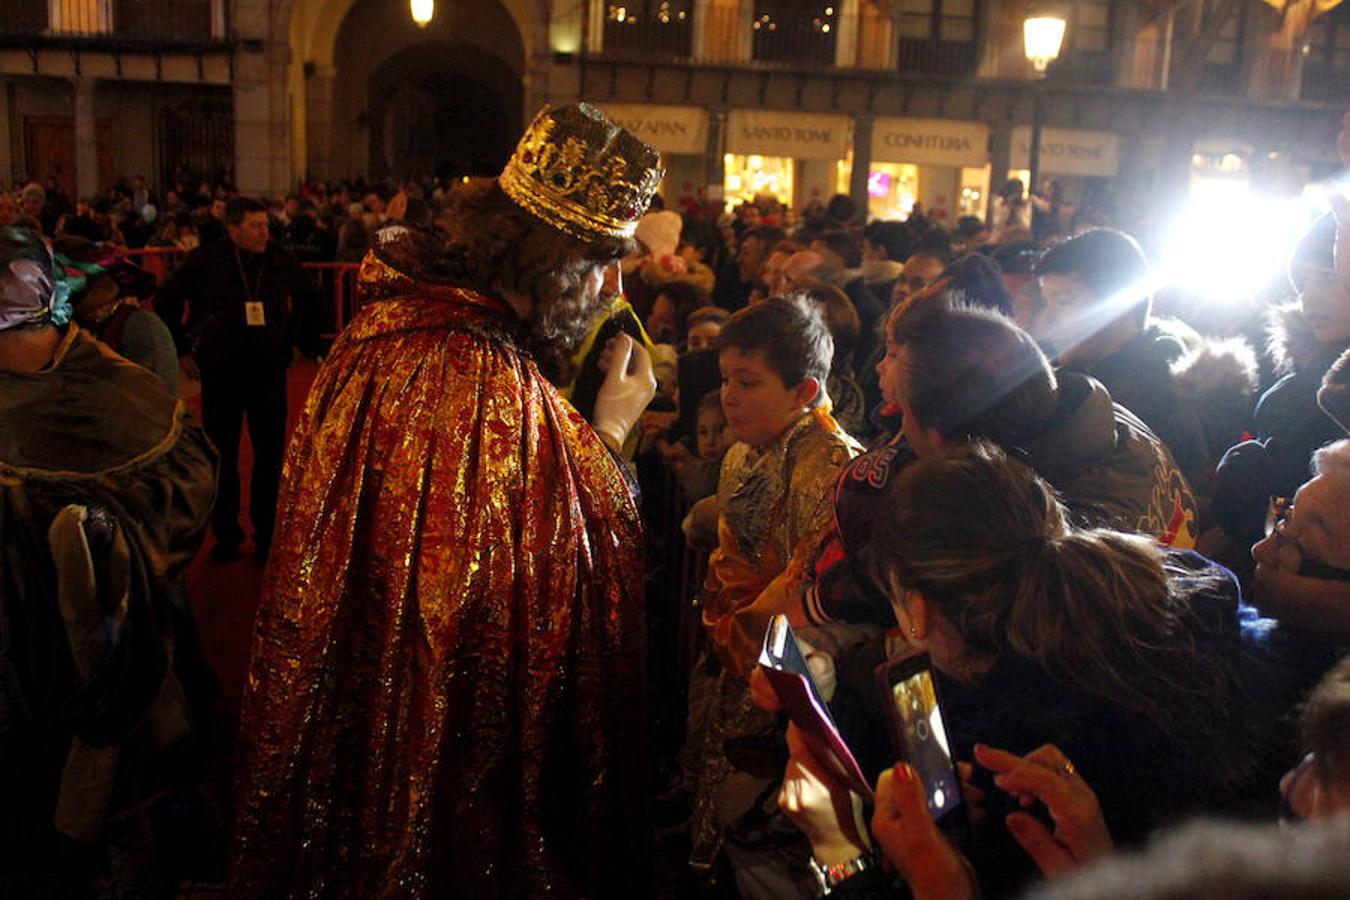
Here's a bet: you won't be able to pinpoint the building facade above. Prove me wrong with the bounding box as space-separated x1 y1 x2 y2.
1 0 1345 225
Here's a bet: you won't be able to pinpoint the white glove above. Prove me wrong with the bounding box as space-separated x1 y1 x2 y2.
593 333 656 449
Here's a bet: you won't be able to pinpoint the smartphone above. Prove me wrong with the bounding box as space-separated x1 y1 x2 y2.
875 652 968 838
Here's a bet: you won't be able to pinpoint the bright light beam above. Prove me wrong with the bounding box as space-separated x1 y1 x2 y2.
1155 174 1347 305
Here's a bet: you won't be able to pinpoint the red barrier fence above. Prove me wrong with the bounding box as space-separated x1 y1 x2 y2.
123 247 362 341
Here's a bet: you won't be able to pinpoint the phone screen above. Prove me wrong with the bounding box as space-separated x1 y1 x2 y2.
888 667 962 820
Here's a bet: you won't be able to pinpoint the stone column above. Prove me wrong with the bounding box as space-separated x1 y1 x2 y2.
849 114 872 218
705 106 727 192
233 41 293 198
835 0 859 68
231 0 292 197
73 77 98 199
305 65 337 181
989 123 1013 210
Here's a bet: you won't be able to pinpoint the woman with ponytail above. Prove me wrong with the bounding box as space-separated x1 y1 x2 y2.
867 443 1283 844
764 441 1290 898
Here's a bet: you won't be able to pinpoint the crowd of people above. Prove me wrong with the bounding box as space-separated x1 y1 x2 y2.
1 102 1349 899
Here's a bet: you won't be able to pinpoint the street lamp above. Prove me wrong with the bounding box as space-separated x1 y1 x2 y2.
411 0 434 27
1023 12 1066 208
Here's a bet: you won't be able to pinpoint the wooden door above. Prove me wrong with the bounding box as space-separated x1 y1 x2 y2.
23 117 117 196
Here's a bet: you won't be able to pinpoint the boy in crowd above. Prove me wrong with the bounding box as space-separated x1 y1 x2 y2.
688 296 862 899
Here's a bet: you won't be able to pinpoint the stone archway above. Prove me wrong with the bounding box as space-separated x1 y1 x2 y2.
262 0 555 184
310 0 527 179
368 41 523 179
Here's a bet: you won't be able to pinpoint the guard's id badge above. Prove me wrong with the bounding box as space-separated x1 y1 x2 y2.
245 302 266 326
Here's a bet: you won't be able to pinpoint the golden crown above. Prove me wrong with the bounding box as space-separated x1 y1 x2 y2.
499 103 664 243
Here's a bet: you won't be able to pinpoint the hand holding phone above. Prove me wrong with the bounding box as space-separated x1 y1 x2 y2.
874 652 968 838
758 615 873 799
871 764 978 900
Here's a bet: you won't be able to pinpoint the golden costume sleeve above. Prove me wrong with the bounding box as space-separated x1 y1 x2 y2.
702 413 859 680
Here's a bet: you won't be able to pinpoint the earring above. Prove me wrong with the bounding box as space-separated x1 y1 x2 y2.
908 626 917 638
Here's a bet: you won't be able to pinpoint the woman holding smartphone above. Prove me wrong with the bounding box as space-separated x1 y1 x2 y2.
764 440 1289 897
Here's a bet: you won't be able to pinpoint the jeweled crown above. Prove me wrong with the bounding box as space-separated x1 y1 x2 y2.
499 103 664 243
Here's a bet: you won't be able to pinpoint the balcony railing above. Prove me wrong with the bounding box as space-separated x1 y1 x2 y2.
594 5 979 76
897 38 977 76
0 0 229 49
1301 66 1350 104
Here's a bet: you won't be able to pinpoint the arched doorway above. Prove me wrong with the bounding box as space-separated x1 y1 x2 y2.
369 42 522 179
324 0 525 180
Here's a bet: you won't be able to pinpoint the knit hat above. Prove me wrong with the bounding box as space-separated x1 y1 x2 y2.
1288 213 1336 293
634 209 682 258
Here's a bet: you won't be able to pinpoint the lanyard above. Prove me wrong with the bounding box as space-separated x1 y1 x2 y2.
234 245 266 305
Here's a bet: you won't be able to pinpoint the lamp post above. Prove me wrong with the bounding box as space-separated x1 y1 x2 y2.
411 0 434 27
1023 13 1066 205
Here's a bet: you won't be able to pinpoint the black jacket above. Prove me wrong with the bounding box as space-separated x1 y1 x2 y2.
155 238 316 375
1074 324 1210 491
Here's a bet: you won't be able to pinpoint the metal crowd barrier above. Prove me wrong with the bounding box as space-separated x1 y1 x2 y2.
123 247 363 341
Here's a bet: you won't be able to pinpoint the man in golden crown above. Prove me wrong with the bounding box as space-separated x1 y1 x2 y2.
230 104 663 898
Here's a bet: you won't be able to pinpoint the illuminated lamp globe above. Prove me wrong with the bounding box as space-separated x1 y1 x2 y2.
1023 15 1066 73
411 0 434 27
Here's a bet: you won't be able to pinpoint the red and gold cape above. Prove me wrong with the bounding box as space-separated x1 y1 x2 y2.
230 250 648 898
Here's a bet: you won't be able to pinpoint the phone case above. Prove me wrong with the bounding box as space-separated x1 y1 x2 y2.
758 615 874 800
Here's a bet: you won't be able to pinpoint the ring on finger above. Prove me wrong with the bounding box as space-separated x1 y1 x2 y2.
1059 760 1076 778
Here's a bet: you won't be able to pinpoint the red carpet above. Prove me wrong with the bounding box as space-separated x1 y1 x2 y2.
181 360 319 822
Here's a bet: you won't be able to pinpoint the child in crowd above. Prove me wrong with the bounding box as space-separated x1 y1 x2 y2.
682 391 731 494
679 392 733 546
688 296 863 899
645 280 709 349
685 304 728 352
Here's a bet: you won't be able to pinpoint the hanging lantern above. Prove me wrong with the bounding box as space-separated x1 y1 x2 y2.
411 0 434 27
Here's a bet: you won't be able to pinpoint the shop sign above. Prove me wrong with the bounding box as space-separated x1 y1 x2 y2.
872 118 989 168
599 104 708 156
1011 126 1120 177
726 110 852 160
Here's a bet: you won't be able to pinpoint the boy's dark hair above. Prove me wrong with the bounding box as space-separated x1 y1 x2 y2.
718 295 833 406
936 253 1016 317
890 300 1058 448
225 196 267 226
812 229 863 269
1034 227 1153 328
791 281 859 375
862 220 916 262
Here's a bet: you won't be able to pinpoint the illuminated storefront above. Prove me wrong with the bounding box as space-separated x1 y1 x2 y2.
870 117 991 224
724 109 852 209
599 102 709 208
1188 141 1251 204
1009 125 1120 204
